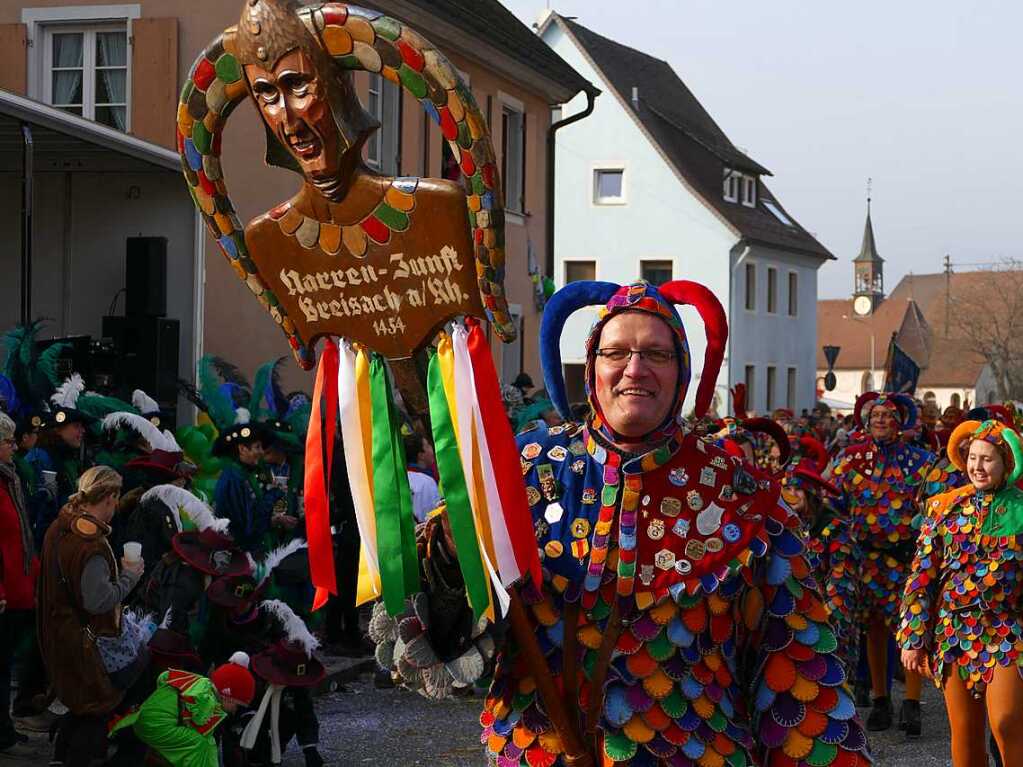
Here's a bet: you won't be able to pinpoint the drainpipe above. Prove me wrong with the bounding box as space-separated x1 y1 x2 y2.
727 242 751 414
545 89 597 279
20 124 33 325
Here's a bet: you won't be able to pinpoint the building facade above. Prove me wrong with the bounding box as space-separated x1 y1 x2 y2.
539 13 832 416
0 0 594 392
817 208 994 410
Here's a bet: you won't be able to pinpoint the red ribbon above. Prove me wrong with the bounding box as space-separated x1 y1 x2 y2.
465 318 542 588
304 338 339 608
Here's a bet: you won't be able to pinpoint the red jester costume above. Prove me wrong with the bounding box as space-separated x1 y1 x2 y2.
440 281 870 767
824 392 936 736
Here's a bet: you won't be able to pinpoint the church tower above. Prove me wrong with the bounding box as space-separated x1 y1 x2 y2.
852 190 884 316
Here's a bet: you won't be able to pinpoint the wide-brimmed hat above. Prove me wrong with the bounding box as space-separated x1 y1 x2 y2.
46 374 96 428
148 627 202 672
105 413 197 481
125 449 198 482
208 539 307 609
250 599 324 688
211 418 268 457
172 528 251 577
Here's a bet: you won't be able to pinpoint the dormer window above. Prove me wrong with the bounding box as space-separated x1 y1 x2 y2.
723 169 739 202
742 175 757 207
724 169 757 206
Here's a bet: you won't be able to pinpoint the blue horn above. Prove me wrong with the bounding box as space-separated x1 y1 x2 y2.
540 281 620 419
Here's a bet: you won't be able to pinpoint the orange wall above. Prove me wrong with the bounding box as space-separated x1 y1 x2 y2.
0 0 552 394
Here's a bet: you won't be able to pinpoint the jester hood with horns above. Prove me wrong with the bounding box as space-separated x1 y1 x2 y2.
415 281 869 766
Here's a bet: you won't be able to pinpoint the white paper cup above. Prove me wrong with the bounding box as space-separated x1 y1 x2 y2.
123 542 142 563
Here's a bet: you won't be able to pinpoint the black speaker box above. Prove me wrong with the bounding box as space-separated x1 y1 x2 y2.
102 316 180 423
125 237 167 317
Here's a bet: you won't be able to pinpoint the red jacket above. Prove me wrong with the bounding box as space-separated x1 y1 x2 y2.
0 474 38 609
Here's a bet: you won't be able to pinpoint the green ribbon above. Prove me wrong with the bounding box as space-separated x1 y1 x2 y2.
369 355 420 614
426 350 489 622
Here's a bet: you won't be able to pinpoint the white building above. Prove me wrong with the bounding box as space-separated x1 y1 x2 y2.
539 13 833 416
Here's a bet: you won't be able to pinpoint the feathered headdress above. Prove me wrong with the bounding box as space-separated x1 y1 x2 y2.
132 389 161 417
51 373 84 410
254 538 307 587
140 484 229 534
102 412 182 454
260 599 319 658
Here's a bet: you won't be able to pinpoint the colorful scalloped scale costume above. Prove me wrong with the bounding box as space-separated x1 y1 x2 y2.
899 484 1023 697
825 440 935 629
479 421 870 766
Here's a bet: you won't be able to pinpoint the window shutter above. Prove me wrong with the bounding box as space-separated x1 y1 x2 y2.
0 24 28 95
520 111 527 212
130 17 178 148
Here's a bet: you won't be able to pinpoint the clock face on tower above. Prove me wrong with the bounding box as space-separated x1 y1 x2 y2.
853 295 872 316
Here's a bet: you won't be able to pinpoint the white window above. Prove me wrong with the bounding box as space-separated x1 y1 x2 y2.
366 73 400 175
42 23 129 130
742 175 757 207
640 260 672 286
593 168 625 204
723 168 739 202
565 260 596 284
744 263 756 311
502 104 526 213
767 267 778 314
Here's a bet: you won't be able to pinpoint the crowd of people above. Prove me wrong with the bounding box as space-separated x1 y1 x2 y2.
3 301 1023 767
0 322 389 766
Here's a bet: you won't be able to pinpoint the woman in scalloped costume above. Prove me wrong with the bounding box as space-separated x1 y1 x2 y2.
899 419 1023 766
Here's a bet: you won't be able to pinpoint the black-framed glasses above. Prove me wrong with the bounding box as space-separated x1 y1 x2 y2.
595 348 677 366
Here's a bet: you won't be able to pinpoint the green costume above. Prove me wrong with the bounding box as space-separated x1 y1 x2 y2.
110 669 227 767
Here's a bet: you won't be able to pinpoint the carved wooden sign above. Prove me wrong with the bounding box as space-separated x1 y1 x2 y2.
178 0 512 368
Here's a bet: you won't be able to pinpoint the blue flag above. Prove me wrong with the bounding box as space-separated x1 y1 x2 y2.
885 340 920 395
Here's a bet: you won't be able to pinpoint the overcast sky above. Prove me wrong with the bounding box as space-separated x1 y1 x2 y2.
501 0 1021 298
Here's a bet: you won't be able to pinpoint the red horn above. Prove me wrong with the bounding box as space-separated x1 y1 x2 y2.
798 435 828 473
743 417 792 473
658 281 728 418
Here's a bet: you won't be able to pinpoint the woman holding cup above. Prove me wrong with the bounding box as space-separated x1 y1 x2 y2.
36 466 148 767
899 420 1023 766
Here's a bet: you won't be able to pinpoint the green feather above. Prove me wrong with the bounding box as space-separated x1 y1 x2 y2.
38 342 70 388
249 361 274 422
198 355 237 431
78 394 137 420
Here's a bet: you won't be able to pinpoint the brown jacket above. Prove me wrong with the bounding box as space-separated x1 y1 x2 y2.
37 505 123 716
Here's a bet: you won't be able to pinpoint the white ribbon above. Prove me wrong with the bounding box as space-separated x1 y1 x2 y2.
337 341 380 603
451 325 515 609
239 683 285 762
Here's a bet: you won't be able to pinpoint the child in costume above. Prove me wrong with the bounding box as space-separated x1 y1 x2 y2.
899 419 1023 766
110 653 255 767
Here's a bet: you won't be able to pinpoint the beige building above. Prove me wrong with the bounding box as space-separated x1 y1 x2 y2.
0 0 595 394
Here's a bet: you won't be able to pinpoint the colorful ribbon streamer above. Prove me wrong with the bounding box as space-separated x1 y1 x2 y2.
303 338 339 609
337 342 381 606
428 347 491 622
465 319 543 588
369 355 420 614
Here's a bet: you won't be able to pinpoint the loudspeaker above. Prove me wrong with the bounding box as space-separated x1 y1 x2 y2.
102 316 180 426
125 237 167 317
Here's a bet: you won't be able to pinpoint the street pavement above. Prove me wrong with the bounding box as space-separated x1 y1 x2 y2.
0 672 983 766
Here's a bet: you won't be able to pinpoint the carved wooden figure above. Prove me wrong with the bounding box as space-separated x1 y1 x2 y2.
178 0 514 367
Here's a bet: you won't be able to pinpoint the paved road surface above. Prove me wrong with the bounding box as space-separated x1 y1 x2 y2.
0 673 987 766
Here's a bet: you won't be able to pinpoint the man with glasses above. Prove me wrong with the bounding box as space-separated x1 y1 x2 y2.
378 280 870 767
826 392 937 739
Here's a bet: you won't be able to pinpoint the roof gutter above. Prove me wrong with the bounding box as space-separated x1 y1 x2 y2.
545 89 597 278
